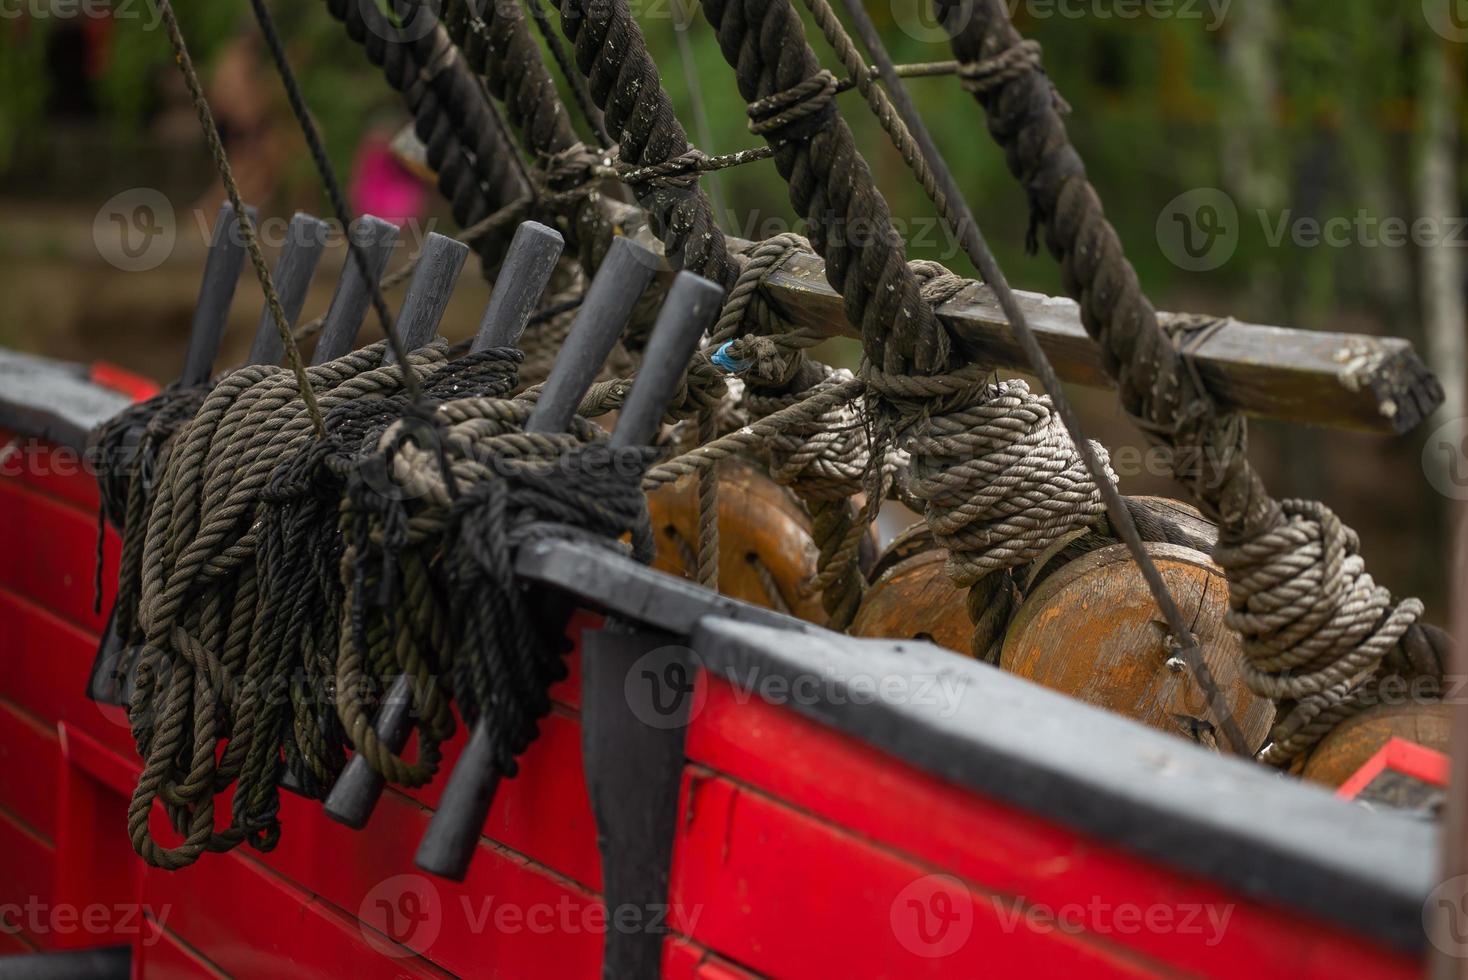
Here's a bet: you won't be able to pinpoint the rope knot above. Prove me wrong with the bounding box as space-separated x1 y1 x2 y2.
744 368 871 503
1213 499 1424 765
899 377 1115 588
619 149 710 191
747 69 840 143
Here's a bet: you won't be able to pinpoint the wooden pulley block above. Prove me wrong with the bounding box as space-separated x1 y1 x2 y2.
1001 541 1275 755
1299 701 1455 787
850 523 973 655
646 455 828 623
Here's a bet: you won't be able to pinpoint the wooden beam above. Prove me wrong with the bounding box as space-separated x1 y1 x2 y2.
758 249 1442 435
395 124 1440 435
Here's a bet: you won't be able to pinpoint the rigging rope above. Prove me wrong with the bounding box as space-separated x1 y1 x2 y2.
151 0 322 434
933 0 1445 762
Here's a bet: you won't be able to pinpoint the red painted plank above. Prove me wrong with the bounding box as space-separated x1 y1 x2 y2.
669 768 1161 980
663 936 762 980
397 705 601 892
0 588 134 756
142 848 448 979
684 677 1418 980
0 479 115 634
137 920 230 980
249 786 604 978
0 700 59 843
1338 738 1450 800
0 806 58 950
0 433 105 515
54 723 144 941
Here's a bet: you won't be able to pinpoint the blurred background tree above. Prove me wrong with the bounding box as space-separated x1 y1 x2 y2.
0 0 1462 613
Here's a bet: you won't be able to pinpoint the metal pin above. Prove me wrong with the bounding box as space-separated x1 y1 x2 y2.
247 212 330 365
413 239 666 881
180 201 255 385
472 221 565 352
311 216 400 365
384 233 469 364
414 266 723 882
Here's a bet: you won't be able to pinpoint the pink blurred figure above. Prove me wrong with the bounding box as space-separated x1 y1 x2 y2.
349 133 426 226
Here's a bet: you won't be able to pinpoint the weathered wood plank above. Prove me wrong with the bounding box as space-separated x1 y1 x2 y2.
758 249 1441 435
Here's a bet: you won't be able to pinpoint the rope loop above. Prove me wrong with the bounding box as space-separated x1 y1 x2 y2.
744 368 871 504
747 68 841 142
957 38 1042 95
1214 498 1425 764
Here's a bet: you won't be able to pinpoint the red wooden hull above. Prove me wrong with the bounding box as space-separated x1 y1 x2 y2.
0 359 1434 978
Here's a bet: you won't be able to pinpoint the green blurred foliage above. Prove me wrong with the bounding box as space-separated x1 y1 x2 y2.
0 0 1462 327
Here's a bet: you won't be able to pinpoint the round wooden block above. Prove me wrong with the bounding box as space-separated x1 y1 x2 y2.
647 455 826 623
1127 495 1218 551
1300 701 1455 787
866 520 937 583
1001 541 1274 755
850 546 972 656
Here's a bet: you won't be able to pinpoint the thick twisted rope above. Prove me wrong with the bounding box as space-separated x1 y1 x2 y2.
935 0 1442 761
709 234 871 627
701 0 943 377
320 0 528 271
557 0 739 290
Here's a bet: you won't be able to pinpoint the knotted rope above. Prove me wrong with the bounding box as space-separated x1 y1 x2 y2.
935 0 1446 761
709 233 874 628
341 399 654 780
1215 501 1426 764
120 343 520 868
